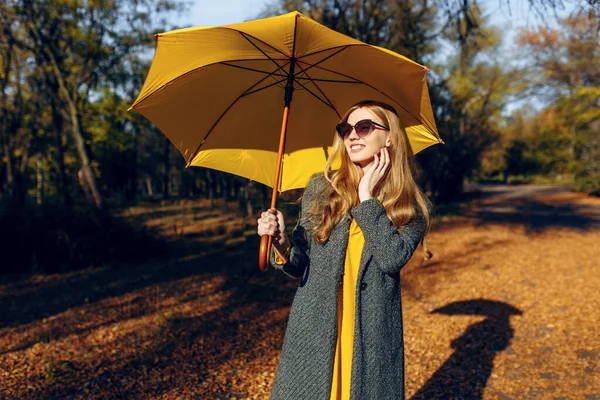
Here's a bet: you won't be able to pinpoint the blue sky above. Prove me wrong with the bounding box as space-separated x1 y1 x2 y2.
176 0 567 30
177 0 271 27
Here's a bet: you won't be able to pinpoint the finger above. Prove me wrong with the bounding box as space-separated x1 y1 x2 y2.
383 148 391 170
379 148 389 172
368 154 379 174
373 149 383 172
378 148 387 172
267 208 278 215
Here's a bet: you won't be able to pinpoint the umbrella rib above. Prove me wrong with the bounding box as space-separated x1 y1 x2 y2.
231 28 288 58
294 76 362 84
292 63 339 115
295 46 352 77
191 27 296 163
309 64 439 137
132 59 288 108
243 77 288 96
300 43 427 70
221 61 288 80
186 64 290 166
189 100 241 165
220 60 290 94
292 77 338 112
239 31 290 74
221 60 290 97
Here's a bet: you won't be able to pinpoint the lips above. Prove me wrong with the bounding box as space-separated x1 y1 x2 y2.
350 144 365 152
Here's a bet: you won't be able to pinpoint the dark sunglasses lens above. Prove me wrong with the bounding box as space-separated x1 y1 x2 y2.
355 120 373 136
337 123 352 137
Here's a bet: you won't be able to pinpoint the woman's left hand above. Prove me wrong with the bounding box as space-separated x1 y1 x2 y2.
358 147 390 202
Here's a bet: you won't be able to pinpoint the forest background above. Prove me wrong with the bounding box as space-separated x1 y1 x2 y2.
1 0 599 274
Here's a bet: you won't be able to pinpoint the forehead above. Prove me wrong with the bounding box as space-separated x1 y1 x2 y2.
347 107 379 124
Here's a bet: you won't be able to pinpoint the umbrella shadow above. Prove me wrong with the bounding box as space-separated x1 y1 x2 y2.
411 299 522 400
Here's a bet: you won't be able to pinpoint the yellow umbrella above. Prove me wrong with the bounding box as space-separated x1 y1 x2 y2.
129 11 443 270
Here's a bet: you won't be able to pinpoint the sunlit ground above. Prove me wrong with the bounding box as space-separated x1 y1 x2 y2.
1 187 599 399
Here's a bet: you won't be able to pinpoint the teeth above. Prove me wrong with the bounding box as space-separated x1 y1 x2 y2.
351 145 364 150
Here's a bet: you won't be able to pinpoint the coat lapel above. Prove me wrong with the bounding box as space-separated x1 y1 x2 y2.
324 215 351 281
324 214 373 283
358 245 373 281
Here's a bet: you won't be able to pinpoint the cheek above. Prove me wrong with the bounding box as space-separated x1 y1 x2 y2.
371 136 387 149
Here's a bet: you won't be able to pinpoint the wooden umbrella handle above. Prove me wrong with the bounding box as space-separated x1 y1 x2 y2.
259 62 295 271
258 234 272 272
258 104 291 271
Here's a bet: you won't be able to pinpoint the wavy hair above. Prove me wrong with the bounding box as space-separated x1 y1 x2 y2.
306 100 432 258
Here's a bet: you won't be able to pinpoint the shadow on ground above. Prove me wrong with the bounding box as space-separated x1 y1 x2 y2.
3 230 300 398
2 185 597 398
412 300 523 400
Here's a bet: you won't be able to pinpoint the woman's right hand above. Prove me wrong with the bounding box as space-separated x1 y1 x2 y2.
257 208 289 251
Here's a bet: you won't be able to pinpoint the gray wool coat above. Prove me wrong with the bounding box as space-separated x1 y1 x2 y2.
269 173 427 400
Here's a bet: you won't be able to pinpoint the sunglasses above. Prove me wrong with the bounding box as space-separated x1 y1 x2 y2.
336 119 389 139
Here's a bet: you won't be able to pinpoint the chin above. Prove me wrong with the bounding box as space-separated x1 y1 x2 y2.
350 157 374 168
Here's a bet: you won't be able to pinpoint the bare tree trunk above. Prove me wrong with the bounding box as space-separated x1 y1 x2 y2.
68 104 102 208
51 100 71 207
6 50 29 205
15 132 32 205
0 24 14 198
145 176 153 197
1 40 15 198
1 126 13 196
28 22 103 208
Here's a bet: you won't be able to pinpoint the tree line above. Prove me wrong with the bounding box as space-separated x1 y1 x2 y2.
0 0 598 272
1 0 598 210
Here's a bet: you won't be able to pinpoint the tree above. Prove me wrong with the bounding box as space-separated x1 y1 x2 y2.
517 10 600 193
1 0 185 207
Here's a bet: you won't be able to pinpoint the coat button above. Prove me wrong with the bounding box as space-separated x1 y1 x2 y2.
360 282 367 290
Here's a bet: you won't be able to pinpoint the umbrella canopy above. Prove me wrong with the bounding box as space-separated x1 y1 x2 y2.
130 11 442 192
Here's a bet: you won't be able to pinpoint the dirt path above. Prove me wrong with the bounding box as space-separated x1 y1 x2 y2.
401 185 600 399
0 185 598 399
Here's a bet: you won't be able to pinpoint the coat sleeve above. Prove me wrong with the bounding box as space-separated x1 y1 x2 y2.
268 175 318 279
350 198 426 275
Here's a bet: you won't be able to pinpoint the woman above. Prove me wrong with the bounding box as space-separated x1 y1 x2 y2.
257 100 431 400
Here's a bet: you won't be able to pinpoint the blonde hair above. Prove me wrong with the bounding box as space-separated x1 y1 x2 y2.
306 100 432 257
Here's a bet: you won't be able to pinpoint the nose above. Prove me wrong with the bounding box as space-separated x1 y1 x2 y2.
347 127 360 140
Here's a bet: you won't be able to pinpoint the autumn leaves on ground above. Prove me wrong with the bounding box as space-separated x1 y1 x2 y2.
1 184 598 399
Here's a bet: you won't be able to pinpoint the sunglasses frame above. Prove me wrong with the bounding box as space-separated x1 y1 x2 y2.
336 119 389 139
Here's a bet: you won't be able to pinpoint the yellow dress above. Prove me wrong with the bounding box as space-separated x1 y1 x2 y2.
330 218 365 400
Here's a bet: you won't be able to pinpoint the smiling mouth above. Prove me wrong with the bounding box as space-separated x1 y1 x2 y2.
350 145 365 152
